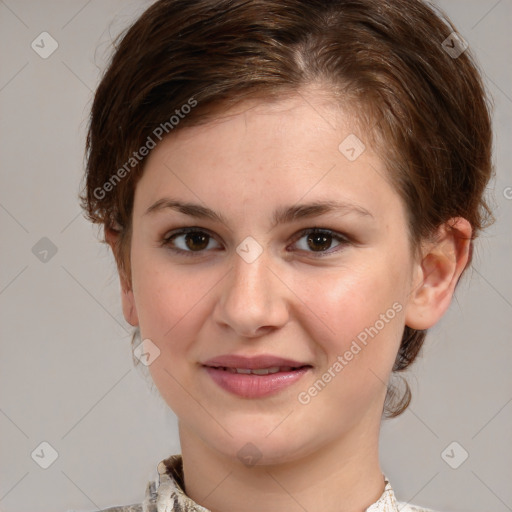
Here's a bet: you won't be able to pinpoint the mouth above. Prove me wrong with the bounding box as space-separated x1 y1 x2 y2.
204 365 311 375
201 355 313 398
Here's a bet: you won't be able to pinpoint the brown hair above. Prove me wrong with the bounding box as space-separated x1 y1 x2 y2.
80 0 494 417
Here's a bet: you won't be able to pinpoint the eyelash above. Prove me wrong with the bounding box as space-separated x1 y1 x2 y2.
160 227 351 258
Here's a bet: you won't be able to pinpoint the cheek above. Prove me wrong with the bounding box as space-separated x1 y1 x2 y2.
130 239 209 337
133 262 211 408
313 262 402 336
302 258 407 389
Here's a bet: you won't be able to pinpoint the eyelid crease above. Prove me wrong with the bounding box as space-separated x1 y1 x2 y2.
160 226 352 258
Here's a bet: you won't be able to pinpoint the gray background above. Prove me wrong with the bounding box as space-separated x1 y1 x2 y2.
0 1 511 511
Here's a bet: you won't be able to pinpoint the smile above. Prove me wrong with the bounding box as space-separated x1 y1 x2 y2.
210 365 305 375
202 362 312 398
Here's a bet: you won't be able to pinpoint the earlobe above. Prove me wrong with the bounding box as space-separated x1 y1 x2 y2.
405 218 472 330
121 286 139 327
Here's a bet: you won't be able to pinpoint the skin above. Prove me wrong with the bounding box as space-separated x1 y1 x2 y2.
107 87 471 512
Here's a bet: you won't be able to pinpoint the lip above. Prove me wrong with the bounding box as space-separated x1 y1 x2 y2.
201 354 312 398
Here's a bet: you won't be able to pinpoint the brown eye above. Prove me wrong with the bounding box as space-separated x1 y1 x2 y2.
292 228 349 256
163 228 221 256
183 231 210 251
306 232 332 251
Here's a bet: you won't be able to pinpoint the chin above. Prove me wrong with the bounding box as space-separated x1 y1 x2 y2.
203 428 318 468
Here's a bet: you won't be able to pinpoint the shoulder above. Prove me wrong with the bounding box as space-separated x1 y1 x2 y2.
396 501 443 512
85 475 159 512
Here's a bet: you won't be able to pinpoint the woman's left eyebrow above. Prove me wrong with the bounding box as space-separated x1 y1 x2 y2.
144 197 374 227
270 200 374 228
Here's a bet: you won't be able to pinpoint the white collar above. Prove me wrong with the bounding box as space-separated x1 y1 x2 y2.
142 454 430 512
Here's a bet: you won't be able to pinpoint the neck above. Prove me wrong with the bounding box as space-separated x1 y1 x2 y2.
178 417 385 512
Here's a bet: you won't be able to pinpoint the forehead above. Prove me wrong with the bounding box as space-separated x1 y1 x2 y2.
134 91 402 227
143 91 369 176
177 88 362 145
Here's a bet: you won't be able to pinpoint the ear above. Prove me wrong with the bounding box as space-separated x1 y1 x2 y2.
105 227 139 327
405 217 472 330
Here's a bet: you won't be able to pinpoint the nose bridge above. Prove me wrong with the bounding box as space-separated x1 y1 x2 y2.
230 245 273 309
217 242 288 336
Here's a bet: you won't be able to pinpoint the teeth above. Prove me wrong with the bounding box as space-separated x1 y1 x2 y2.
211 365 304 374
231 366 285 375
251 367 280 375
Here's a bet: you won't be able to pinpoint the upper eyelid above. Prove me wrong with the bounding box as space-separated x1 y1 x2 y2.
163 226 218 242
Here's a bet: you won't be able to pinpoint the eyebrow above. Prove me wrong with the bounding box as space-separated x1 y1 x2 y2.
144 198 374 228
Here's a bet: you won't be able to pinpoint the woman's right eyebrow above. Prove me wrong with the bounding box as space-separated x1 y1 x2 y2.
144 198 229 223
144 197 375 228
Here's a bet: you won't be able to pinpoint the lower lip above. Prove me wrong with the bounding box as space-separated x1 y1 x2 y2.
203 366 311 398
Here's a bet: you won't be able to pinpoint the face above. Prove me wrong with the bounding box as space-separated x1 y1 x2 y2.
122 90 420 464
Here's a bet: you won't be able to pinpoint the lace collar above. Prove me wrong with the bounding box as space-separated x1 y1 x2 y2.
141 454 405 512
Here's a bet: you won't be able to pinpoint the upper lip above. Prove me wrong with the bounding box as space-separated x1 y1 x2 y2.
202 354 311 369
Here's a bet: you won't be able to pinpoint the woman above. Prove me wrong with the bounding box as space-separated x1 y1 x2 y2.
80 0 493 510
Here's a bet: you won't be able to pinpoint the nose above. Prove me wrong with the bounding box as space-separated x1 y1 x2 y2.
213 247 290 338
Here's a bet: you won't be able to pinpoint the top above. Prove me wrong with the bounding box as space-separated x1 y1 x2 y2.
94 454 439 512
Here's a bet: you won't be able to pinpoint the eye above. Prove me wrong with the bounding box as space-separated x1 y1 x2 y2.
161 227 350 258
290 228 349 257
162 227 221 256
